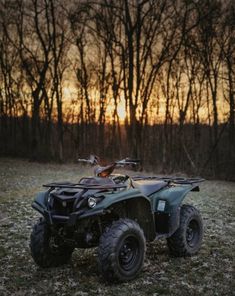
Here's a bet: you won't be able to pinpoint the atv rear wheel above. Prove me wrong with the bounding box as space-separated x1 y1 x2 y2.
98 218 146 282
167 205 203 257
30 219 74 267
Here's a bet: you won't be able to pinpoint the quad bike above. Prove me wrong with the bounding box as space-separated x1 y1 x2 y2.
30 156 204 282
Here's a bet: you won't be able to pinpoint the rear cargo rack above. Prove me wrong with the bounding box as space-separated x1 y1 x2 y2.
132 176 205 185
43 182 127 190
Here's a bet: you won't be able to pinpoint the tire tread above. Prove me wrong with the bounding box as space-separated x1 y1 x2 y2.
98 218 146 282
30 219 73 267
167 205 203 257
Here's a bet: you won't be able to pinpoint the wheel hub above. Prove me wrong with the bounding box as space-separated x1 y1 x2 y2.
186 219 199 247
119 236 139 271
49 237 60 252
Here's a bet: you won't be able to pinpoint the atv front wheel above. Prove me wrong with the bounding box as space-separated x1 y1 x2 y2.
30 219 74 267
98 218 146 282
167 204 203 257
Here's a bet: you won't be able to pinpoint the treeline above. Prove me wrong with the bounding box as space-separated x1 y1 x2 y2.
0 0 234 178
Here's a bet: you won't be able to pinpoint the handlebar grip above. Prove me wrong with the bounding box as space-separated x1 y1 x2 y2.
78 158 93 164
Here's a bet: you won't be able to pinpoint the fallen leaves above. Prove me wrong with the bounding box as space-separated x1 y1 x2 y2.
0 158 234 296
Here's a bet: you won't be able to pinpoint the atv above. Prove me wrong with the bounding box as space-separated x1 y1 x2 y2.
30 156 204 282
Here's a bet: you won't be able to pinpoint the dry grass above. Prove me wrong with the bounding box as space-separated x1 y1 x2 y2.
0 158 234 296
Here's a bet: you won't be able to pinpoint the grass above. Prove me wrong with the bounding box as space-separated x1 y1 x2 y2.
0 158 234 296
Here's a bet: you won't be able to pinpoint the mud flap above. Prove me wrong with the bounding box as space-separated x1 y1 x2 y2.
155 207 180 237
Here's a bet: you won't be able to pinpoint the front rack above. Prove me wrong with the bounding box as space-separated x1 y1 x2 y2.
43 182 127 190
132 176 205 185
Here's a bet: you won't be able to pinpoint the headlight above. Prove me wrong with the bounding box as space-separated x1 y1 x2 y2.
157 200 166 211
88 197 97 208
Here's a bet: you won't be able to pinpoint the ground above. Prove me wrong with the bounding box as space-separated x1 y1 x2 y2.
0 158 234 296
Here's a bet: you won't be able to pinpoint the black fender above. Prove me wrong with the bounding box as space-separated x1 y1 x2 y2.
78 189 156 241
151 184 200 238
32 191 54 224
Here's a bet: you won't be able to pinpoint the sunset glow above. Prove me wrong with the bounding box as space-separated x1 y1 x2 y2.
1 0 233 179
117 101 126 121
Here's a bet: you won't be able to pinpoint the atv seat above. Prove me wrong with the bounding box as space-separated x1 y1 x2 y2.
132 180 168 196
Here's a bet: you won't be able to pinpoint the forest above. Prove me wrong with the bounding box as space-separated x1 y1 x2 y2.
0 0 234 178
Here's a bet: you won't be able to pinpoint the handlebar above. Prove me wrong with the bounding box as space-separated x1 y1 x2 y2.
78 156 140 177
78 155 100 165
115 158 140 166
78 155 140 167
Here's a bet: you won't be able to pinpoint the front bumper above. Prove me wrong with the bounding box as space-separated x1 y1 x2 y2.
32 199 104 226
